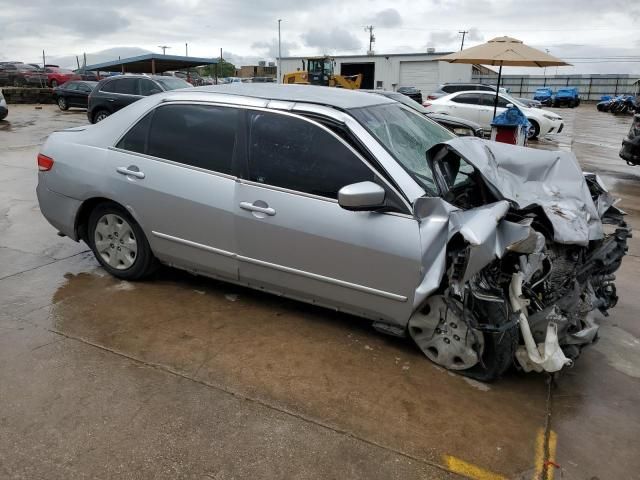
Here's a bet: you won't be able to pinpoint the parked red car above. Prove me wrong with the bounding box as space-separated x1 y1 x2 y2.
44 66 79 87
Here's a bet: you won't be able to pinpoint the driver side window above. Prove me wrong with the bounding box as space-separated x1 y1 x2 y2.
247 111 375 199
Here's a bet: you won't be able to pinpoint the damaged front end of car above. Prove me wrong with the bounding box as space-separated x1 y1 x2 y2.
407 138 630 381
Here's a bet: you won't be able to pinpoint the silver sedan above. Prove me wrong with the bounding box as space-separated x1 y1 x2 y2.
37 84 629 381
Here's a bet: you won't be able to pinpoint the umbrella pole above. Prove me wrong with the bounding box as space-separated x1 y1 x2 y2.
493 62 503 119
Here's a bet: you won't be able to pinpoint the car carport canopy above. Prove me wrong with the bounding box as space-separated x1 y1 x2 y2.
84 53 218 74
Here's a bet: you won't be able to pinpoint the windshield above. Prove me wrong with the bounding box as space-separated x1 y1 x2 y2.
154 77 192 90
350 103 454 194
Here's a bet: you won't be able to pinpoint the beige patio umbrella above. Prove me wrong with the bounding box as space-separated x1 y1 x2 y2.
438 36 570 118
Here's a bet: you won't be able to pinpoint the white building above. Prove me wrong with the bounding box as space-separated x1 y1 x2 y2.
279 52 472 94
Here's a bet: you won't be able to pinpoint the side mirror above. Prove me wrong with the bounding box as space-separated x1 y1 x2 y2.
338 181 386 211
506 103 514 108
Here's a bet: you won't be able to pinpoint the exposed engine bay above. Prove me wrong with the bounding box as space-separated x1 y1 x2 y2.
407 138 630 381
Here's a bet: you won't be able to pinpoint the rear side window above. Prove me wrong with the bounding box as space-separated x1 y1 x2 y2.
64 82 79 91
113 78 138 95
247 111 374 199
116 111 153 153
117 104 238 175
452 93 480 105
100 80 116 93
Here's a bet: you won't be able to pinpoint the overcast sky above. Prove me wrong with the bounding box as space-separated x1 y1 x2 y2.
1 0 639 74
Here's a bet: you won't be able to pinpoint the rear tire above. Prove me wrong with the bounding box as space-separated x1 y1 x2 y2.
50 79 58 88
87 202 157 280
93 109 110 123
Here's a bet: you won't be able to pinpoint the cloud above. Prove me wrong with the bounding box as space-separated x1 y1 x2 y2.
251 38 298 59
372 8 402 28
301 28 362 52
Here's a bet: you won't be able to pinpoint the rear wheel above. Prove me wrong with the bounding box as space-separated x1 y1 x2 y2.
57 97 68 111
87 203 157 280
50 79 58 88
93 109 110 123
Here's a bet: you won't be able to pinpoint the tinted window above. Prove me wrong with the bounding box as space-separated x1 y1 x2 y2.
145 104 237 174
248 111 374 199
64 82 79 91
100 80 116 93
476 85 495 91
116 111 153 153
139 79 161 96
452 93 480 105
113 78 139 95
479 94 509 108
154 77 192 91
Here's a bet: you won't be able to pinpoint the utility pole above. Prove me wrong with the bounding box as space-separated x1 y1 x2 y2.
458 30 469 51
365 25 375 54
158 45 170 55
278 19 282 84
544 49 550 76
185 43 188 56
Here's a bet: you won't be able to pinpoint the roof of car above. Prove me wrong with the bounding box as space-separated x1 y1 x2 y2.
187 84 394 110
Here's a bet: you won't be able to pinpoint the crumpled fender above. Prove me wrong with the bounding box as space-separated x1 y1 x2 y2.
412 197 530 309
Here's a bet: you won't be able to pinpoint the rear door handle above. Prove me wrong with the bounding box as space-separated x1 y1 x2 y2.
239 201 276 216
117 166 145 179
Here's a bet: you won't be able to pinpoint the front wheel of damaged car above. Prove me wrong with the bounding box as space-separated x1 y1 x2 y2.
87 203 157 280
408 296 518 382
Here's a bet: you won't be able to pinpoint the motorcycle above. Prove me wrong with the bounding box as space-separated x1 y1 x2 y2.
619 114 640 166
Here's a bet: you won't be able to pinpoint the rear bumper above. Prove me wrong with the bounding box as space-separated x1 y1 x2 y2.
36 182 82 240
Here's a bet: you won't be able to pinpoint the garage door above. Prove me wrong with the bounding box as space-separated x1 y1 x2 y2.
399 61 439 95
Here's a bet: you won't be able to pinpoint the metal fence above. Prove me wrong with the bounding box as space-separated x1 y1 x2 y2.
472 74 639 101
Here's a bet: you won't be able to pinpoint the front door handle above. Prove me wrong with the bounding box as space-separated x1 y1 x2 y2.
239 201 276 216
117 166 145 179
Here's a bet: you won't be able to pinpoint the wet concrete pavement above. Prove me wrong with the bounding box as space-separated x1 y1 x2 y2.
1 104 639 479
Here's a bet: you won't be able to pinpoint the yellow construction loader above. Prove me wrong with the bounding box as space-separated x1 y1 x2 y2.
283 56 362 89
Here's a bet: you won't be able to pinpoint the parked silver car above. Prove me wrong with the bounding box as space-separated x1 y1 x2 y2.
37 84 629 381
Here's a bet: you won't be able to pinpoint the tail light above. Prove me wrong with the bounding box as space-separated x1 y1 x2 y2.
427 95 437 100
37 153 54 171
423 102 432 108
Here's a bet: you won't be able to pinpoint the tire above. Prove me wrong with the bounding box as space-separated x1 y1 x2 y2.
50 79 58 88
93 109 110 123
568 100 575 108
527 119 540 140
57 97 68 111
462 325 519 382
87 202 157 280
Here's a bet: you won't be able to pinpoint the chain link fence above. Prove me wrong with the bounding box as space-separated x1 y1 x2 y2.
472 74 639 101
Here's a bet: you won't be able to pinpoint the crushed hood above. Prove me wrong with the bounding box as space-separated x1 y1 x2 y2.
429 137 603 246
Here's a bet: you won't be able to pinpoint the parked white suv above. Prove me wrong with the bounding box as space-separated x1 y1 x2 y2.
424 91 563 139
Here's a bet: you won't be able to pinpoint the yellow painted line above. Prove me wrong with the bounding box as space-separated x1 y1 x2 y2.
534 428 559 480
547 430 558 480
443 455 507 480
534 428 545 479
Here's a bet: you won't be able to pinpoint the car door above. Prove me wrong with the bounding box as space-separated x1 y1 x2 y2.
447 93 481 123
476 92 510 127
77 83 93 107
106 102 241 280
234 109 421 325
62 82 79 106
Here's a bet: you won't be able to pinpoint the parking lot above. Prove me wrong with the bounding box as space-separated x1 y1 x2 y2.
1 104 639 479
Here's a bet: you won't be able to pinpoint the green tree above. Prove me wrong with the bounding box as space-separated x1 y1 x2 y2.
199 60 236 78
